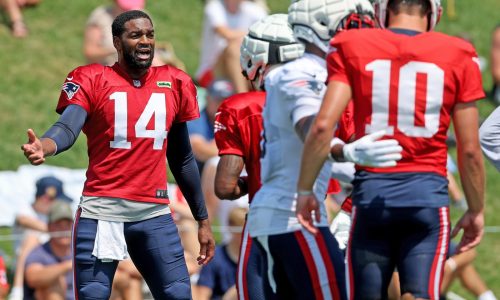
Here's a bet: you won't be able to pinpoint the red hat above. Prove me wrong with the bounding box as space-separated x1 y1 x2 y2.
116 0 145 10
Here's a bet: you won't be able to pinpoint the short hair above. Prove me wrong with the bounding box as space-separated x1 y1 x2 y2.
388 0 431 17
112 10 153 37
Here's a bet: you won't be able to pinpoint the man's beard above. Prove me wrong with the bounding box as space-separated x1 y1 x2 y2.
123 46 154 70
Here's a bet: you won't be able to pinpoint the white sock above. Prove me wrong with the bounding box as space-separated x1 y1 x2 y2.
8 286 23 299
479 290 497 300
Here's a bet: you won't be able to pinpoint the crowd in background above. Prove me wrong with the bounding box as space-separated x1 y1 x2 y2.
0 0 500 299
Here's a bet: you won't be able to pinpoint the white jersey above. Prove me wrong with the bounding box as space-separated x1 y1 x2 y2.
196 0 267 78
248 53 331 237
480 105 500 172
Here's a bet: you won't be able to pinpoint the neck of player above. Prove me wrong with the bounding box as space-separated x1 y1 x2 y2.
387 12 429 32
120 62 149 79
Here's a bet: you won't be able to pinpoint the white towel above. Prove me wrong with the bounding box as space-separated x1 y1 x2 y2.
92 220 129 262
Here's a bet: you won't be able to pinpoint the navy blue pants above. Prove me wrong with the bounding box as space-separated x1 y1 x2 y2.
72 209 190 299
255 227 346 300
237 221 267 300
346 206 450 300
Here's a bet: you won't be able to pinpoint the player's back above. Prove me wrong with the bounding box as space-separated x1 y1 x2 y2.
259 54 330 200
214 91 265 200
328 29 484 177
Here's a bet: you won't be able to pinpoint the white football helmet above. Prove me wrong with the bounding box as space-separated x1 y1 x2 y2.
288 0 375 53
373 0 442 31
240 14 305 90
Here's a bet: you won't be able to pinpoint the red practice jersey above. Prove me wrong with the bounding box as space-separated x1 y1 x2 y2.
327 29 485 177
214 91 265 201
56 63 199 203
0 256 8 292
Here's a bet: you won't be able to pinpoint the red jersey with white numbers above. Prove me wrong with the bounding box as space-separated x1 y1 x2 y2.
327 29 484 177
214 91 265 201
56 63 199 203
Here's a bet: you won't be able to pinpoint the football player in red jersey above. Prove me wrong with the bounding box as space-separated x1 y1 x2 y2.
213 14 304 300
297 0 485 299
21 10 215 300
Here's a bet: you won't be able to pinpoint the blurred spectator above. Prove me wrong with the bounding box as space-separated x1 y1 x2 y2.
23 201 73 300
188 79 235 174
441 243 498 300
193 207 246 300
155 41 187 70
15 0 40 7
491 25 500 105
447 154 468 210
195 0 267 92
9 176 72 300
111 259 144 300
0 255 8 300
2 0 28 38
84 0 180 68
84 0 148 66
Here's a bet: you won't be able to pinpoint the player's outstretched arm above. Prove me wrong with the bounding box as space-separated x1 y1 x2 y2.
214 155 247 200
21 105 87 165
451 101 485 253
21 129 56 165
296 81 351 234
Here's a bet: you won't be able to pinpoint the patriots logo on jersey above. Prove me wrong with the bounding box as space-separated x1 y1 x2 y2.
291 80 324 95
62 82 80 100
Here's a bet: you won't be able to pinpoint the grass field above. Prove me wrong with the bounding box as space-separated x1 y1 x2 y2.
0 0 499 298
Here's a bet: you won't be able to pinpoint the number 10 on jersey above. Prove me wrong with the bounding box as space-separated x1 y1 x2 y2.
365 60 444 138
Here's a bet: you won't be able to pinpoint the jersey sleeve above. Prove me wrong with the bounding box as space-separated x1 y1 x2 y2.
175 74 200 123
214 104 245 156
480 106 500 172
326 36 350 85
278 69 325 126
457 45 485 103
56 66 94 114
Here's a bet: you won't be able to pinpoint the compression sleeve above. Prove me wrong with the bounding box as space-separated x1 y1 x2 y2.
41 104 87 154
167 122 209 220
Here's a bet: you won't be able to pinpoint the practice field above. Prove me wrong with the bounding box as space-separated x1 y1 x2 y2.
0 0 499 298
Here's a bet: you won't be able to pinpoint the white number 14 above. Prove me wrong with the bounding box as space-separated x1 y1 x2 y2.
109 92 167 150
365 60 444 138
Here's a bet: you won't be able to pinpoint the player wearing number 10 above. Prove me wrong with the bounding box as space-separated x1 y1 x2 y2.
21 10 215 299
297 0 485 299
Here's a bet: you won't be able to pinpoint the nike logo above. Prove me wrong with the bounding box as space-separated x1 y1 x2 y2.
67 76 73 81
214 112 221 116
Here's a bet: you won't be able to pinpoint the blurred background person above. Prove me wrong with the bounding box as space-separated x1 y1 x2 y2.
1 0 28 38
193 207 246 300
195 0 267 92
188 79 235 175
84 0 145 66
0 254 8 300
9 176 72 300
440 243 497 300
491 24 500 105
23 201 73 300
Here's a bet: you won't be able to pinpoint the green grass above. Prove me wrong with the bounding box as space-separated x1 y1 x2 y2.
0 0 499 298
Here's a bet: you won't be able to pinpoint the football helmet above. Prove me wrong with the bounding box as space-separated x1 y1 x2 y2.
373 0 442 31
288 0 375 53
240 14 305 90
